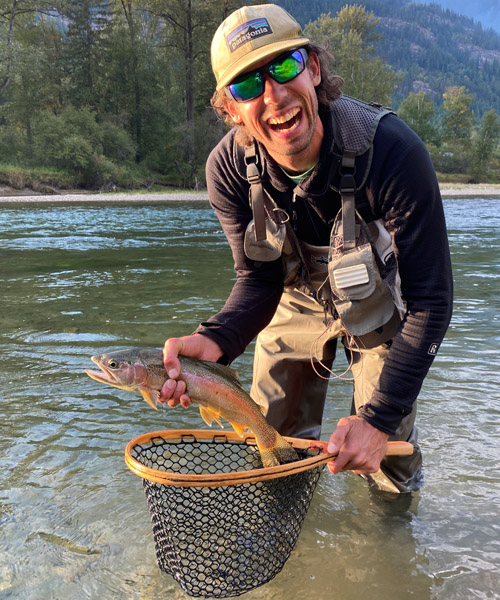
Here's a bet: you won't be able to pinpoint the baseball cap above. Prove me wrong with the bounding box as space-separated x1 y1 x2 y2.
211 3 309 90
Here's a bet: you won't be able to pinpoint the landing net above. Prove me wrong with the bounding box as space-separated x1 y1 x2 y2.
125 429 330 598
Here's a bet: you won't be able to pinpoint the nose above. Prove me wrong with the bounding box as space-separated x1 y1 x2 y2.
263 75 287 105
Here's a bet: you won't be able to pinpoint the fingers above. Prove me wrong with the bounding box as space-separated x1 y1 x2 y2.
159 378 191 407
159 337 190 406
327 416 351 455
160 334 224 407
163 337 184 380
326 416 389 475
326 417 352 474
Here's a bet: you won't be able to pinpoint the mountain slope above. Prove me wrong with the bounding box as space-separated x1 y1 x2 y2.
278 0 500 116
418 0 500 34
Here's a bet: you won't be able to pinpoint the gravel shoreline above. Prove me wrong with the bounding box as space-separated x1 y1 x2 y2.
0 190 210 203
1 184 500 203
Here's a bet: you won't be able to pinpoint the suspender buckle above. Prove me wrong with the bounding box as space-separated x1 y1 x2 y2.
244 146 261 184
246 161 261 185
340 172 356 195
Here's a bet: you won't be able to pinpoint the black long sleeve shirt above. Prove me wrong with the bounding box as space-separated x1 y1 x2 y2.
197 102 453 435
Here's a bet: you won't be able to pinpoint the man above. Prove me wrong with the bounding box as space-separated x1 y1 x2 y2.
160 4 453 493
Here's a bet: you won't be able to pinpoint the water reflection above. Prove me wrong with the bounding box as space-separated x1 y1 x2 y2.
0 199 499 599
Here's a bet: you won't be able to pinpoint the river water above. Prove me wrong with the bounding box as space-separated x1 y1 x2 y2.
0 197 498 600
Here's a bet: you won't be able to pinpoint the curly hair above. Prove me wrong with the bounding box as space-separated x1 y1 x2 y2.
210 43 343 147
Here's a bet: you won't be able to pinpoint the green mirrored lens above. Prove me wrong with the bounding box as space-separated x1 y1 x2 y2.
229 72 263 102
227 49 307 102
269 52 304 83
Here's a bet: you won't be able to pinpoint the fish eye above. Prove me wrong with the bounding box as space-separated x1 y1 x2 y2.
108 359 119 369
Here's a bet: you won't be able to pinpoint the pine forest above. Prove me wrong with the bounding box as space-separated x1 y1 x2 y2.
1 0 499 191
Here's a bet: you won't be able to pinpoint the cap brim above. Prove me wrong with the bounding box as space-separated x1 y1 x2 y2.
216 37 309 90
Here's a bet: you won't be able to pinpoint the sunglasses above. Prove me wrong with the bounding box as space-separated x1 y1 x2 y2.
226 48 308 103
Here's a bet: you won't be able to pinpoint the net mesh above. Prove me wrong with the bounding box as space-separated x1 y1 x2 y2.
128 432 325 598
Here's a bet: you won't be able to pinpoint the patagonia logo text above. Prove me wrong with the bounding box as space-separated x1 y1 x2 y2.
227 18 273 52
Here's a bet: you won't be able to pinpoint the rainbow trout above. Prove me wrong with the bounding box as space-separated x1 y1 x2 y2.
86 348 298 467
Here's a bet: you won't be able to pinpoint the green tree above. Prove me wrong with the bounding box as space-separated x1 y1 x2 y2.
60 0 114 108
397 91 437 145
108 0 161 161
31 105 102 171
145 0 240 183
470 109 500 180
0 0 60 94
304 7 399 105
332 3 382 47
442 85 475 146
0 0 17 94
0 8 64 158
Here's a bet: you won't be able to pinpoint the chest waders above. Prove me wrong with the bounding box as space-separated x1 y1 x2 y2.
244 96 422 493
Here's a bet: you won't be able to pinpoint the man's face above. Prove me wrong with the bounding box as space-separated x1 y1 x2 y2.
226 51 323 172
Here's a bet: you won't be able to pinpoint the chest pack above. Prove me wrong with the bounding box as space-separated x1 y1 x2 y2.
242 96 404 346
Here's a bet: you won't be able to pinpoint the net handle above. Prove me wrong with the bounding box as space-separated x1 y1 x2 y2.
308 439 415 456
124 429 413 488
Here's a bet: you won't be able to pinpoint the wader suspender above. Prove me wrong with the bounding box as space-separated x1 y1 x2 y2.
244 144 267 242
243 143 381 280
244 141 348 250
339 149 357 252
243 142 366 259
244 144 316 297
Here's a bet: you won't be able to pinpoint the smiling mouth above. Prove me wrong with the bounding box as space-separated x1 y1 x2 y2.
268 107 301 132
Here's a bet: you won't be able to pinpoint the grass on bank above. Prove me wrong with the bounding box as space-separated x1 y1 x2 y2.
0 164 81 193
0 163 180 194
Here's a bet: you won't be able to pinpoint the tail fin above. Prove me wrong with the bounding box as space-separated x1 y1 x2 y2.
257 432 298 468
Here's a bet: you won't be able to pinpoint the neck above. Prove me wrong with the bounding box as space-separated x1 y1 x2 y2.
278 154 319 176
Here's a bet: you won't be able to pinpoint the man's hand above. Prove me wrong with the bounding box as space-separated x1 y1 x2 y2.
326 416 389 475
159 334 224 408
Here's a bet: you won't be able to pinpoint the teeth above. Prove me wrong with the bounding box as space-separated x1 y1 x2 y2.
268 107 300 125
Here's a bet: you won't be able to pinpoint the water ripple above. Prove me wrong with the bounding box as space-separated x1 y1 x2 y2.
0 200 499 600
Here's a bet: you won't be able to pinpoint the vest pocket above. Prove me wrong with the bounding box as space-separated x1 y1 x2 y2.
329 243 376 300
243 217 286 261
329 242 396 337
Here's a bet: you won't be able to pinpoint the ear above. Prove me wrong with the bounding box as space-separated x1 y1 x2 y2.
226 99 243 124
307 51 321 87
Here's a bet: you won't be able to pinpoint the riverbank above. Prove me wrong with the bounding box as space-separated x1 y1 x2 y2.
1 183 500 202
0 187 208 203
438 183 500 197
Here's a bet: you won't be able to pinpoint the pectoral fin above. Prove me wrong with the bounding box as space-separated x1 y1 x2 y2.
140 388 159 411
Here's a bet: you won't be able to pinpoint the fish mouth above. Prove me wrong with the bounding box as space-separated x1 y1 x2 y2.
85 367 117 385
86 356 121 386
